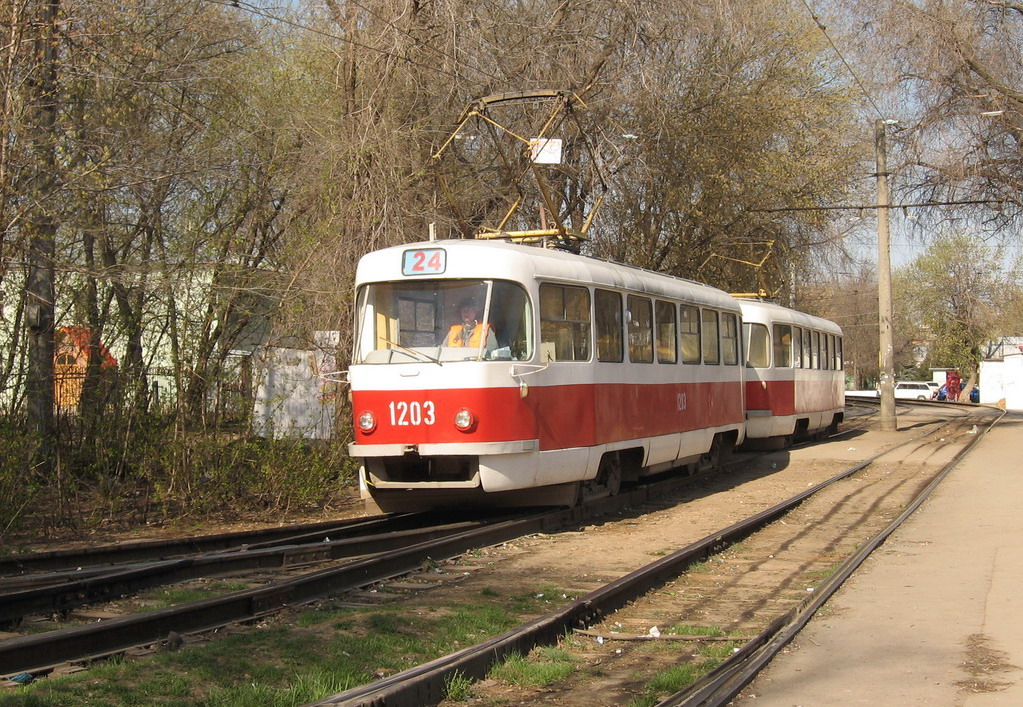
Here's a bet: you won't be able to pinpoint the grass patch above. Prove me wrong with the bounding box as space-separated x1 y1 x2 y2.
505 583 576 612
686 559 710 573
802 562 842 583
136 581 253 610
665 623 726 637
295 606 357 628
489 650 578 687
626 663 704 706
622 625 741 706
3 600 522 706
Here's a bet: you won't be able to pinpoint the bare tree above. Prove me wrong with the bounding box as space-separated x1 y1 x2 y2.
856 0 1023 227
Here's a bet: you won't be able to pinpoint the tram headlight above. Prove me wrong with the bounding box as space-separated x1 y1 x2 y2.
357 411 376 433
454 408 477 432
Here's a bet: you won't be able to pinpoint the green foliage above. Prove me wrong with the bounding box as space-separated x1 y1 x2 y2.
0 425 43 536
149 433 347 512
895 231 1021 379
137 582 252 611
0 413 358 539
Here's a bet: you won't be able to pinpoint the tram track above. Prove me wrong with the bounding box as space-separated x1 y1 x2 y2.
0 512 440 577
0 470 724 678
0 516 526 626
0 402 981 694
306 404 997 706
0 417 840 678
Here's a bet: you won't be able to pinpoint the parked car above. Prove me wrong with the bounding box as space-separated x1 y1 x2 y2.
925 382 940 398
893 381 934 400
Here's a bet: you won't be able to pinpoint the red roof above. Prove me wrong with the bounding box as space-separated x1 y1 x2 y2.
57 326 118 368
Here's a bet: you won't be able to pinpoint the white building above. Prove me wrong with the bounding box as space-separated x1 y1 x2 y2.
979 350 1023 411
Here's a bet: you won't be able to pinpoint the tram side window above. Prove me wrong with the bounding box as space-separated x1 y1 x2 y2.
702 309 720 365
811 330 820 369
772 324 792 368
802 328 812 368
792 327 803 368
722 313 739 365
627 296 654 363
836 336 843 369
656 300 677 364
596 289 624 362
745 323 770 368
822 335 831 370
539 284 591 362
680 305 701 364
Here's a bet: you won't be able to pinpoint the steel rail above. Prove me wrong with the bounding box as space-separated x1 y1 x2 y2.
308 409 980 707
0 518 513 625
0 513 423 576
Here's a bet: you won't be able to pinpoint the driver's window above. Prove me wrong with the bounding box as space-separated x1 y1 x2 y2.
398 298 436 347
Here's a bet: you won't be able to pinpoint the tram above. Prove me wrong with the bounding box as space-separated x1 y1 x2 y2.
348 239 748 512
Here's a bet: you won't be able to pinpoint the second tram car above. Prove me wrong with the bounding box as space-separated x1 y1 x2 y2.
348 240 748 512
740 299 845 444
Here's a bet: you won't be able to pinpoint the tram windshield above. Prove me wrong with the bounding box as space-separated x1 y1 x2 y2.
354 279 533 363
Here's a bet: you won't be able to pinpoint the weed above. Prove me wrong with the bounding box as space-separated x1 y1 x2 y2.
489 650 578 687
646 663 702 695
666 624 725 637
444 670 475 701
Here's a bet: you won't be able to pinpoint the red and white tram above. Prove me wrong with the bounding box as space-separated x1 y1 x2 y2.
740 299 844 444
348 239 747 512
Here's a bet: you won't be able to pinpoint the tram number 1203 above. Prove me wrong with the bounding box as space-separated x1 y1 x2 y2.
389 400 436 426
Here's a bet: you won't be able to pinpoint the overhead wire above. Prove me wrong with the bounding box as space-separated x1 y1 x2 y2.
798 0 887 120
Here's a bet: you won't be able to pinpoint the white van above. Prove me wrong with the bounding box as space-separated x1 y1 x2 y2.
893 381 934 400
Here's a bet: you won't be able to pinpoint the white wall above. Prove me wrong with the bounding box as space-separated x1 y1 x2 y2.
979 354 1023 411
252 332 341 439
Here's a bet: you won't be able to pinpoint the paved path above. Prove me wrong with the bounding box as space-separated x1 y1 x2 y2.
734 411 1023 706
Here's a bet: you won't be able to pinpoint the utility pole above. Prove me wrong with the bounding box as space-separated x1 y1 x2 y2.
875 119 896 430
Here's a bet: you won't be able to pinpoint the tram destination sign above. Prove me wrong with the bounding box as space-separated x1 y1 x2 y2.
402 248 446 276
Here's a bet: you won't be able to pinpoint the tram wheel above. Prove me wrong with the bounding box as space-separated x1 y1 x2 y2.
598 453 622 496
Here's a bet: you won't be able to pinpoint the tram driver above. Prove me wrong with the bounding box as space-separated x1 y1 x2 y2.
443 298 497 353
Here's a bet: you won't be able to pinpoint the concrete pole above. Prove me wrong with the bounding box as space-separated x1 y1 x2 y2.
876 119 897 430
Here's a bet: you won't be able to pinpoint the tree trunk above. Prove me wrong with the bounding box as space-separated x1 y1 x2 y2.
24 0 60 475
